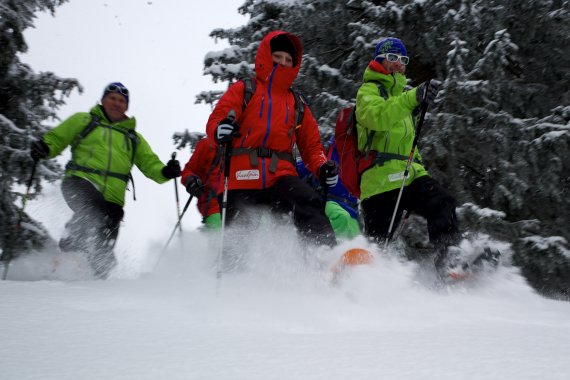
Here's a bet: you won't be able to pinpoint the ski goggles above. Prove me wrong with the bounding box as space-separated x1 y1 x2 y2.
105 83 129 97
379 53 410 65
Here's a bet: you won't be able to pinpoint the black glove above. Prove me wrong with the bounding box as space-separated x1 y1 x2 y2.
215 117 241 144
30 140 50 161
185 175 204 197
162 158 181 179
319 160 339 188
416 80 441 105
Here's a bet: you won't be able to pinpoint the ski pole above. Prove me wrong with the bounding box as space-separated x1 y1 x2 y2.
384 80 431 251
216 110 237 290
157 194 193 264
2 159 38 280
391 209 411 242
171 152 182 235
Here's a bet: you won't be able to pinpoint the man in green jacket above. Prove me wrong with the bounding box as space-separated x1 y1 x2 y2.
355 38 461 276
30 82 181 278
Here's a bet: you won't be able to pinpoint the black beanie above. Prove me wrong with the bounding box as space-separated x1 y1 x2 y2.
270 34 297 66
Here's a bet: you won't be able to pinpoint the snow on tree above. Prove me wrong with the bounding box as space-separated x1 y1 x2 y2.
191 0 570 298
0 0 80 261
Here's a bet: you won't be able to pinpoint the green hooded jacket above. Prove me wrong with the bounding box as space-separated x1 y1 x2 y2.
355 63 429 200
42 105 169 206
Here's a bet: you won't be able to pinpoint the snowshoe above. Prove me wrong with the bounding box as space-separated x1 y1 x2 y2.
88 250 117 280
437 246 501 282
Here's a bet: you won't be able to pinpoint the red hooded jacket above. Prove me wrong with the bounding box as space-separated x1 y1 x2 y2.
206 30 328 192
180 138 221 218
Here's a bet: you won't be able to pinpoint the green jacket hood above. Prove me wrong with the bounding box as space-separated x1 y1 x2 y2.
362 60 408 96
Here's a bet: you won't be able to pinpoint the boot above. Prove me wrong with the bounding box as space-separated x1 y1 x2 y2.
434 245 470 280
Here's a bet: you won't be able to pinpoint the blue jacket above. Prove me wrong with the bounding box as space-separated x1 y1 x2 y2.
296 140 359 219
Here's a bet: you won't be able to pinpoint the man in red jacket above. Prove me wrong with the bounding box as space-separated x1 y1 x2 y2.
181 138 222 229
206 30 338 252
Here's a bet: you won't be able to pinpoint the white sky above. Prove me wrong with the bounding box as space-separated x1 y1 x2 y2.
21 0 246 260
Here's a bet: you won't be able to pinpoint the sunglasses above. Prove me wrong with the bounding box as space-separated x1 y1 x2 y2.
380 53 410 65
106 84 129 96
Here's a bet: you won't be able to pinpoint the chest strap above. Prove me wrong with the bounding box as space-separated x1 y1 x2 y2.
232 147 295 173
374 152 422 166
65 161 136 199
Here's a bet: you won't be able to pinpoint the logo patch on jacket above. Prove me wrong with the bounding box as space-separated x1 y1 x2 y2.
388 171 405 182
236 170 260 180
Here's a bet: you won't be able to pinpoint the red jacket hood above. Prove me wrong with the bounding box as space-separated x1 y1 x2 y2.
255 31 303 91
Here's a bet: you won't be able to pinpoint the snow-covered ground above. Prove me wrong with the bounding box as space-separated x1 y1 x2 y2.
2 185 570 380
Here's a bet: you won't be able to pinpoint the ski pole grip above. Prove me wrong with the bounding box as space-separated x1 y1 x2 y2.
171 151 177 160
222 109 236 177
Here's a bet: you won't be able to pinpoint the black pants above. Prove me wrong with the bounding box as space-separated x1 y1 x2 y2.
361 176 459 248
60 176 124 278
218 175 336 248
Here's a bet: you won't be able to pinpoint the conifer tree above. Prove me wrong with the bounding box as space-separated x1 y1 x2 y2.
0 0 80 261
197 0 570 297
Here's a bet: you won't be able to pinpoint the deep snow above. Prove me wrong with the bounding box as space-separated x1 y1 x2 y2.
2 184 570 380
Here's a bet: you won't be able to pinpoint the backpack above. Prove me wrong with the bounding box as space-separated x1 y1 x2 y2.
332 82 388 198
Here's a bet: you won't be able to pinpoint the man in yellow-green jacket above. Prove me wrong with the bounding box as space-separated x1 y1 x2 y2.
356 38 461 276
30 82 181 278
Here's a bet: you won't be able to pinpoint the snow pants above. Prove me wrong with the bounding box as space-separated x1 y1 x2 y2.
361 175 460 248
218 175 337 248
60 176 124 278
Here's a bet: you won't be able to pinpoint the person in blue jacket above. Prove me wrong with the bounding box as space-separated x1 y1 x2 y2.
297 137 360 240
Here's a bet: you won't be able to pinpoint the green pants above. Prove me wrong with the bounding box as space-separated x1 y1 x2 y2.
204 213 222 229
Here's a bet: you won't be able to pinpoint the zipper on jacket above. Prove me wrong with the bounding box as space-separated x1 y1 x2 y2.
259 95 265 120
389 73 398 95
260 65 278 188
257 93 265 185
239 128 250 148
400 117 409 155
286 102 294 147
103 124 113 195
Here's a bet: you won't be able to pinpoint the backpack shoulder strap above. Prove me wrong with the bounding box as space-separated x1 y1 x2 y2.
241 77 256 112
71 113 100 149
290 89 306 127
347 106 356 130
125 129 139 164
72 113 139 164
377 83 388 100
366 80 388 100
